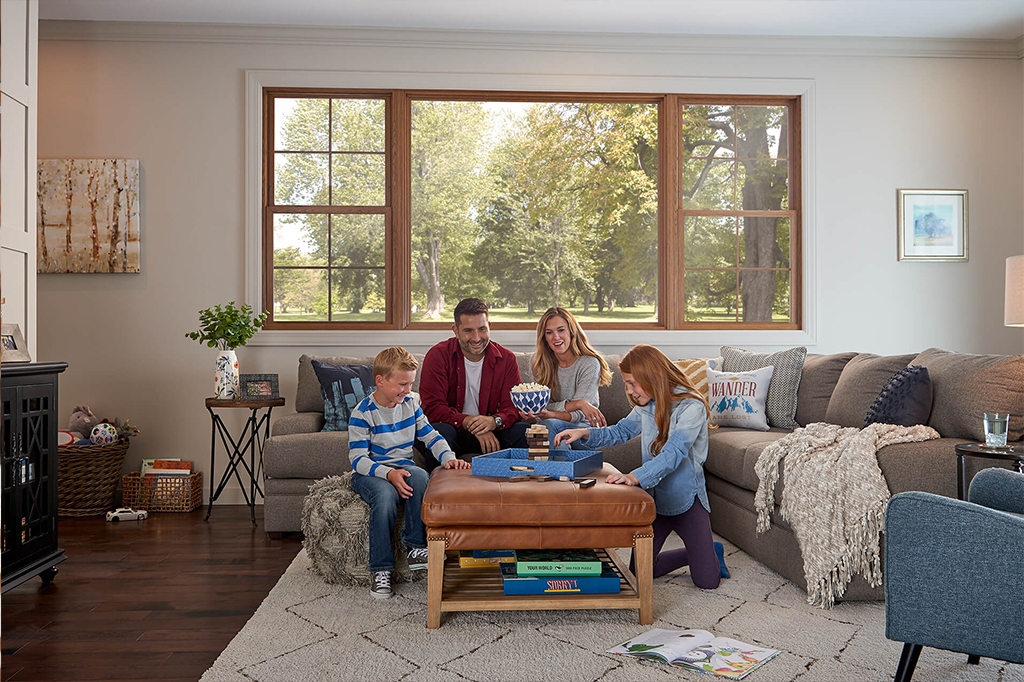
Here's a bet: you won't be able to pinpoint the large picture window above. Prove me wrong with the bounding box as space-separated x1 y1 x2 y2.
263 90 800 329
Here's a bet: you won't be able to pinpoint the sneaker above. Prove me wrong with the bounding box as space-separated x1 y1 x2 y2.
407 547 429 571
370 570 392 599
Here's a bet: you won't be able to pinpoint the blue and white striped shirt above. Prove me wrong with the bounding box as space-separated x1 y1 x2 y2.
348 392 456 479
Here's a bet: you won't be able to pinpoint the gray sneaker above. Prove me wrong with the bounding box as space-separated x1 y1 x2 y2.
407 547 429 571
370 570 392 599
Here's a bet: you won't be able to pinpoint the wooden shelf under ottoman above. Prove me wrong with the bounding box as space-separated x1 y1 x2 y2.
421 465 656 629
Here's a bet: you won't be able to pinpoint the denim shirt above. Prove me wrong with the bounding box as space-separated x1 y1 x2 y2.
584 395 709 516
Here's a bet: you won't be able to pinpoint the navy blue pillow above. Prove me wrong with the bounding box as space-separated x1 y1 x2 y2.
310 360 374 432
864 365 933 428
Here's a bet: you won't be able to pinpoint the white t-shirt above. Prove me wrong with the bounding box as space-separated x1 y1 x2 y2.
463 357 483 416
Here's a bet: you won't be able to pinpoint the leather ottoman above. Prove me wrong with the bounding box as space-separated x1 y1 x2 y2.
421 464 656 628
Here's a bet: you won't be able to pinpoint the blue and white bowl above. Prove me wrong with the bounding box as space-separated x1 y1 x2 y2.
510 385 551 416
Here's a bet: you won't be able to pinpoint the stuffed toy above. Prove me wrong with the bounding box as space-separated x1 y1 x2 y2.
68 405 100 442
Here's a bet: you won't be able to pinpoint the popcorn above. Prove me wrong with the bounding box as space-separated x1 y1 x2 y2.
512 382 549 393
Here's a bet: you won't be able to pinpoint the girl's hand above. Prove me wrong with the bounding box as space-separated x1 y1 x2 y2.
553 428 589 446
605 472 639 486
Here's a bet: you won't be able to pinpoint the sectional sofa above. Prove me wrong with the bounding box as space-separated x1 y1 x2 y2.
262 347 1023 600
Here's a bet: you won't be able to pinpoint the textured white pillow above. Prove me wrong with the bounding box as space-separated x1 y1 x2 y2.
707 365 775 431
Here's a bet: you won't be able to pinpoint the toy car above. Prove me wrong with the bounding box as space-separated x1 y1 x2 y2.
106 507 148 522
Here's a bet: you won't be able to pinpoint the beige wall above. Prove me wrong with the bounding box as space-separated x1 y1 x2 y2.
34 24 1024 502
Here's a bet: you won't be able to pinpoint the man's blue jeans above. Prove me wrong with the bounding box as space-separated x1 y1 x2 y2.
541 417 594 451
349 466 429 572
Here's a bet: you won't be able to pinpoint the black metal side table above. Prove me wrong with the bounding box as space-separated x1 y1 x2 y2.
953 442 1024 501
205 397 285 526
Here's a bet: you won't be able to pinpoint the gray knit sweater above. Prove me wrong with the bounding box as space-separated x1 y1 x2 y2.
546 355 602 425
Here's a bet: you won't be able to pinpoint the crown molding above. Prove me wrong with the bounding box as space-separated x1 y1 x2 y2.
39 20 1023 60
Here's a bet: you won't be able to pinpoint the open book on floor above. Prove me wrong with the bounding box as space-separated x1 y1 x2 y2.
607 628 779 679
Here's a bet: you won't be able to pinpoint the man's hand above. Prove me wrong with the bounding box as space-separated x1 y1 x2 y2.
463 414 495 436
553 428 589 446
605 472 639 486
444 458 471 470
386 468 414 499
475 431 500 453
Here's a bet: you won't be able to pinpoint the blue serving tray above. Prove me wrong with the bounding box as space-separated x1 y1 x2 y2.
471 448 602 480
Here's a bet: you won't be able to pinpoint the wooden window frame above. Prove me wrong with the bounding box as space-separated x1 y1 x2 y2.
261 88 801 331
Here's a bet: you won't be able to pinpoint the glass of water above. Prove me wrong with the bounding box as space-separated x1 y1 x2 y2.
983 412 1010 448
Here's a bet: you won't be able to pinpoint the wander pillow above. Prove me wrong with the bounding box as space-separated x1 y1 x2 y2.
706 365 774 431
720 346 806 430
311 360 375 432
863 365 934 428
674 356 723 400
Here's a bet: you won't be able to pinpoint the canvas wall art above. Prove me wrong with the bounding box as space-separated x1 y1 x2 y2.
37 159 140 273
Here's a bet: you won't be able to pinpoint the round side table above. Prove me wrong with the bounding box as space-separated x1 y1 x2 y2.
953 442 1024 501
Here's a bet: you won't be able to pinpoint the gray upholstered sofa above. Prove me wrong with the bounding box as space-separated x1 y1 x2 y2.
263 347 1023 600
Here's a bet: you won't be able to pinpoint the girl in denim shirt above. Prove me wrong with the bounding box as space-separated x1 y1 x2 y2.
554 344 726 589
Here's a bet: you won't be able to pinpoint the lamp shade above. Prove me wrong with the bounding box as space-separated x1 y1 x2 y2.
1006 255 1024 327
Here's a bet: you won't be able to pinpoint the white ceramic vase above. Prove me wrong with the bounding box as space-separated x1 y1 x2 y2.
214 349 240 399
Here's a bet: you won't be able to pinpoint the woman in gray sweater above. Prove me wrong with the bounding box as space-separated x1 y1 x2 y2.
528 307 613 449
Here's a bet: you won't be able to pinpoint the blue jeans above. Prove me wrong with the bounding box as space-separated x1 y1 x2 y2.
541 418 594 451
349 466 429 572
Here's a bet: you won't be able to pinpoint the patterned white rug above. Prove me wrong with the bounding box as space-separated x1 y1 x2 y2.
201 539 1023 682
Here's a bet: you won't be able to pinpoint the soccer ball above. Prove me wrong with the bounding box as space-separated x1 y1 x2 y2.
90 423 119 445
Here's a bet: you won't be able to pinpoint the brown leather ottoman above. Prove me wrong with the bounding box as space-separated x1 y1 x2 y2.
421 464 656 628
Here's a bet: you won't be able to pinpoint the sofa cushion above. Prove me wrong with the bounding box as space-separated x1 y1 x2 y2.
864 365 933 428
707 366 774 431
911 347 1024 441
795 352 857 426
310 360 374 431
823 353 916 428
720 346 807 430
263 431 353 479
704 427 789 494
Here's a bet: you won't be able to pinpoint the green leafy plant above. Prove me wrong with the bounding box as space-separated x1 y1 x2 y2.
185 302 269 350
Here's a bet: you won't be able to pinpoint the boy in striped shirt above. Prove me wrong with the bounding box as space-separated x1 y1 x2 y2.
348 347 471 599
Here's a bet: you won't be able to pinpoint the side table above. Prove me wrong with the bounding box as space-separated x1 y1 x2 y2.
953 442 1024 501
205 397 285 526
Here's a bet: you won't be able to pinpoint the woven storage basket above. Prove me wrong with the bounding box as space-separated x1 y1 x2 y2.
57 441 130 517
122 472 203 512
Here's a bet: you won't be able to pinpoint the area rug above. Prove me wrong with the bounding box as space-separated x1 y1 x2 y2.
201 539 1023 682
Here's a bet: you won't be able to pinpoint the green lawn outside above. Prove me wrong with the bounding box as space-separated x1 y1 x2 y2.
273 305 788 323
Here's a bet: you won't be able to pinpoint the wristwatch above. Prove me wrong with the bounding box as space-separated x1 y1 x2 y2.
492 414 504 429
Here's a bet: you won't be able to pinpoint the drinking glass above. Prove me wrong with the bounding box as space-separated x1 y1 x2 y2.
983 412 1009 448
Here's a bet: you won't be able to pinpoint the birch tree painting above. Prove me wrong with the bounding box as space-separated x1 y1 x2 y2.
37 159 140 273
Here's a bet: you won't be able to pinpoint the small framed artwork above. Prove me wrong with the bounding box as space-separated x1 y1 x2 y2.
0 324 31 363
240 373 279 400
897 189 968 262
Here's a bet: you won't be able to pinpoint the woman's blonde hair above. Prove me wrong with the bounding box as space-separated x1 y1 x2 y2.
531 307 612 392
618 344 712 456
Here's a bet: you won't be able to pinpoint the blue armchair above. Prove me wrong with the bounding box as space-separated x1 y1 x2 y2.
885 467 1024 681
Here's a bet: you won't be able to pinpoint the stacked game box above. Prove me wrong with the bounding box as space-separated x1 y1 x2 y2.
501 549 621 595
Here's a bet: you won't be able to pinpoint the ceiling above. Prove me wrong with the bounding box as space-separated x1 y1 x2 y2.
36 0 1024 41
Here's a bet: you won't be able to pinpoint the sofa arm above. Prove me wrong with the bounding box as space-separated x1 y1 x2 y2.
968 467 1024 514
884 491 1024 664
264 431 352 479
272 412 324 436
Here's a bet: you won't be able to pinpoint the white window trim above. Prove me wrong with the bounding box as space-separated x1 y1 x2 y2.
245 68 817 352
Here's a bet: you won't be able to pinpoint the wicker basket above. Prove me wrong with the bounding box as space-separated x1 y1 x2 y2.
57 441 130 517
122 472 203 512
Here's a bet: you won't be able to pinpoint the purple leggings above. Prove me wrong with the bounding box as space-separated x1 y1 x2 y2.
651 498 720 590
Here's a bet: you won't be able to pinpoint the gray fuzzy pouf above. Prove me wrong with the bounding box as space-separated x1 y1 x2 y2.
301 473 426 587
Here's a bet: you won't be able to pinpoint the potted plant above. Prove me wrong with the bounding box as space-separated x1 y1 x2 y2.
186 302 269 399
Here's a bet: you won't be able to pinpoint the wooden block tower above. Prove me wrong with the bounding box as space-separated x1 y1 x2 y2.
526 424 550 460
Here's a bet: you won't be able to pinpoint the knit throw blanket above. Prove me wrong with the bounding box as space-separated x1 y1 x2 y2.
754 422 940 608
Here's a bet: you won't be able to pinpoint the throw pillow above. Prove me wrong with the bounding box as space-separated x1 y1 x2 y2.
863 365 934 427
310 360 375 432
720 346 806 430
674 356 723 400
706 365 774 431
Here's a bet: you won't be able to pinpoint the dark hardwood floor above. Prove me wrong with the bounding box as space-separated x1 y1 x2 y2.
1 506 303 682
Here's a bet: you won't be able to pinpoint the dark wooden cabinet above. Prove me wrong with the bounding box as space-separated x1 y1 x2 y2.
2 361 68 592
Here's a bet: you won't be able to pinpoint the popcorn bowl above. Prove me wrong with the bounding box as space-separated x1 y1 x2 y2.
510 385 551 416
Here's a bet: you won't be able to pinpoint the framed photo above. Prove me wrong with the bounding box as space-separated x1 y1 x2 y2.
0 324 31 363
240 373 279 400
897 189 968 261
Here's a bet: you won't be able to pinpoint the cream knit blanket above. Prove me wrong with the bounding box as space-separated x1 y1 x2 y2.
754 422 940 608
